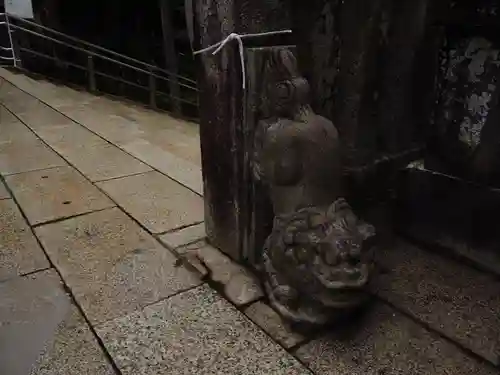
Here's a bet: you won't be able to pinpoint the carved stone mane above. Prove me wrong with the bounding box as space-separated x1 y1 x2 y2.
253 49 376 327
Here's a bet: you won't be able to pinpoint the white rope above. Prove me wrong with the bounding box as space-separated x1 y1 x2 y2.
193 30 292 89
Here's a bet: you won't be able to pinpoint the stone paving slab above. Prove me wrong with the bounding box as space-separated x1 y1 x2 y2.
124 125 202 166
0 116 36 143
96 284 311 375
122 139 203 195
0 133 66 176
65 110 203 193
35 207 201 325
174 240 263 306
97 171 204 234
6 166 114 225
158 222 206 249
60 108 148 146
244 301 306 349
34 123 152 182
0 81 37 114
33 121 101 146
372 240 500 365
59 104 202 166
35 86 99 109
0 180 9 199
0 78 19 97
0 199 49 281
0 269 115 375
0 104 20 124
0 72 40 93
295 302 498 375
15 100 74 131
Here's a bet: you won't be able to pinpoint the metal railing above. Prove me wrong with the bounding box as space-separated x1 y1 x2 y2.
0 14 17 66
0 12 199 118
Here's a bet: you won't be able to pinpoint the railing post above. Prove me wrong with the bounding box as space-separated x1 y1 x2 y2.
10 30 22 68
148 67 157 109
5 14 21 68
87 54 96 93
159 0 182 116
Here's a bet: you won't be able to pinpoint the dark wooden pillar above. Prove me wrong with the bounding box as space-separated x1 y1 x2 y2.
185 0 292 261
159 0 181 115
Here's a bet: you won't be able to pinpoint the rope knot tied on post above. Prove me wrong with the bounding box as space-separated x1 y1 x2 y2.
193 30 292 89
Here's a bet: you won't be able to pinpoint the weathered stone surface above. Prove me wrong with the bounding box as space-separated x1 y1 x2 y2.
36 86 98 109
0 82 38 114
14 100 74 131
172 240 209 278
35 208 201 324
0 103 34 142
0 180 9 199
122 139 203 195
0 104 19 125
66 110 147 146
0 117 35 143
295 303 497 375
158 222 206 249
32 121 101 146
0 269 114 375
224 272 264 307
96 285 311 375
0 134 66 176
0 199 49 281
0 72 40 93
0 79 20 99
35 123 152 182
57 100 201 166
373 240 500 365
244 301 306 349
176 241 263 306
6 166 114 225
58 103 201 167
97 171 204 234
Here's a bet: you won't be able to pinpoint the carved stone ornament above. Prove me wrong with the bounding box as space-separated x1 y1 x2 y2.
253 49 376 328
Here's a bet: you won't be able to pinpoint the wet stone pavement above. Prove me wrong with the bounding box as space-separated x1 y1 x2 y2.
0 68 498 375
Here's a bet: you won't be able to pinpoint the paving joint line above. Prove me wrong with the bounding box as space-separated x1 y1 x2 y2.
0 266 53 285
30 206 116 228
2 164 67 177
154 220 205 236
89 283 208 330
91 170 154 184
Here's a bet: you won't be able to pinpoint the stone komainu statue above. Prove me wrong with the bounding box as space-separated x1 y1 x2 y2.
253 49 376 327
